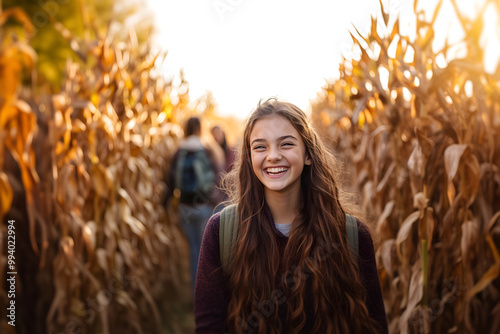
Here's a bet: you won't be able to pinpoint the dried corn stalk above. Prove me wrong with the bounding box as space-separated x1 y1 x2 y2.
1 8 194 334
0 7 39 334
312 0 500 333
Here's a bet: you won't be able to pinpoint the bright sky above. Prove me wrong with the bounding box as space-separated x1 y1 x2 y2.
144 0 499 119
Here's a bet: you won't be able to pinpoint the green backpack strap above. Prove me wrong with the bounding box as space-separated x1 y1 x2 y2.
219 204 239 272
346 214 359 257
219 209 359 272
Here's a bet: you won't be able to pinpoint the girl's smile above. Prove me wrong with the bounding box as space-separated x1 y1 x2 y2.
264 166 289 176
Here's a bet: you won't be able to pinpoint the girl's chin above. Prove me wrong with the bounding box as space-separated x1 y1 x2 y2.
264 183 289 192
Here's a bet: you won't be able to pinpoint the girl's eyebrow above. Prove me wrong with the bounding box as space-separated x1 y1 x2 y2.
251 135 297 146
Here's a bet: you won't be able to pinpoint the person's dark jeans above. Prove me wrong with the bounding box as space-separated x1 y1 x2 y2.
178 203 213 290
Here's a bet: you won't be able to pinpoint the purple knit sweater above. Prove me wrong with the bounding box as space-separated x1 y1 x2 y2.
194 210 388 334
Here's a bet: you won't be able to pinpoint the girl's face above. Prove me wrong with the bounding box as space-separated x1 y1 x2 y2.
249 114 311 196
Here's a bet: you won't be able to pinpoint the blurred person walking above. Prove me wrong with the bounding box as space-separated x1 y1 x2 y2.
165 116 220 290
211 125 237 208
211 125 236 174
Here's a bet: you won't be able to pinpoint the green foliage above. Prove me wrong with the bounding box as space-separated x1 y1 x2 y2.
2 0 152 90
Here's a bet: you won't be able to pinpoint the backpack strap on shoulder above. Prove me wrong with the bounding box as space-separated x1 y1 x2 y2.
220 209 359 273
346 214 359 257
219 204 239 272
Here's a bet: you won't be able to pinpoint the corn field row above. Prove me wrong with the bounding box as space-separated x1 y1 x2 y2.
0 6 197 334
311 0 500 333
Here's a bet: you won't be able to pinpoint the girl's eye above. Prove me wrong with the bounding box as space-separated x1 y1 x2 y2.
253 145 265 150
282 142 294 147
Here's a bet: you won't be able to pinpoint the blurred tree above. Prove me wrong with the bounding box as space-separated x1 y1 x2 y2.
1 0 153 91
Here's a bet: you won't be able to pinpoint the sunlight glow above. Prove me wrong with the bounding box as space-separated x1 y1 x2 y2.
465 80 473 98
403 87 411 101
379 66 389 91
145 0 499 118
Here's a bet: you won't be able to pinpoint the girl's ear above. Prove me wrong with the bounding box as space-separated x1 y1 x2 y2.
305 155 312 165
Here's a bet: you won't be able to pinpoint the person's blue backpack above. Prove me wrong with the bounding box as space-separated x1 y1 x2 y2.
174 149 215 204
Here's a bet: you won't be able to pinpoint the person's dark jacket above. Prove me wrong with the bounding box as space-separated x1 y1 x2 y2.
165 135 224 207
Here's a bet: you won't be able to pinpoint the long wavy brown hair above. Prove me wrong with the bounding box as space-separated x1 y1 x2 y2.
223 98 380 333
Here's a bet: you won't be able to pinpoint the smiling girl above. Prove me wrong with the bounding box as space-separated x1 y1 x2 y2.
195 98 388 333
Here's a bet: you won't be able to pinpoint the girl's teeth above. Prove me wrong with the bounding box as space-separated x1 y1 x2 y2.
266 168 288 175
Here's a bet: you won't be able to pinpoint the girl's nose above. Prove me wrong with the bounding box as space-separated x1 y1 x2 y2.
267 148 283 161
